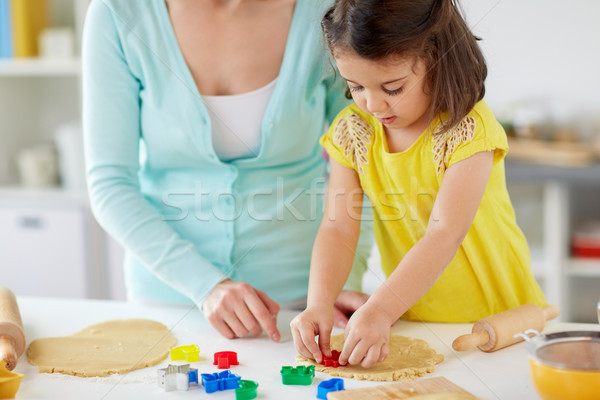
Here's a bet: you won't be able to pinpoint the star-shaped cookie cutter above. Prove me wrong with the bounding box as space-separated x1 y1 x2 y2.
157 364 198 391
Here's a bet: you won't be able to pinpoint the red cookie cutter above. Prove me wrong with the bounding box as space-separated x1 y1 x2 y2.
213 351 239 369
322 350 347 368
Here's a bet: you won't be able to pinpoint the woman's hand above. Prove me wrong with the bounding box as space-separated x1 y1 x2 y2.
290 306 334 364
333 290 370 329
202 279 281 341
339 302 393 368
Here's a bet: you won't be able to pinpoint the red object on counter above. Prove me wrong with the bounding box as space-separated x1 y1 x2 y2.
571 222 600 259
572 239 600 258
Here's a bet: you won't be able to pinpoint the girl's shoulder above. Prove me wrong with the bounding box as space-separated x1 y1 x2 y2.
321 103 379 174
431 100 508 175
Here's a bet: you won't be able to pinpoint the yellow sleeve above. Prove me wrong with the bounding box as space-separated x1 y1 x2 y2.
447 104 508 168
319 111 357 171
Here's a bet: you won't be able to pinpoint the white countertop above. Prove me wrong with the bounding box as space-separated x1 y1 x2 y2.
11 297 600 400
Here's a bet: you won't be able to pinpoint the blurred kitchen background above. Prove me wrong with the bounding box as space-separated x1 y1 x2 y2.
1 0 599 322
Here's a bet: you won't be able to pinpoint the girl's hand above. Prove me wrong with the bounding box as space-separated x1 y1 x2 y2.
333 290 370 328
290 306 334 364
202 279 281 341
339 302 393 368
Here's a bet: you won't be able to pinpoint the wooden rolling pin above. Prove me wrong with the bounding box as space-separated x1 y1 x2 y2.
0 288 26 371
452 303 560 352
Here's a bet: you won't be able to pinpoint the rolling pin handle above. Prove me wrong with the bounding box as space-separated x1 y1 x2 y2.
0 336 17 371
452 330 490 352
542 304 561 321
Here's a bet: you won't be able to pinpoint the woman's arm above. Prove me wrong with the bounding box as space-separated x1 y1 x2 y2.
339 150 494 367
83 1 229 304
291 158 363 362
83 1 282 341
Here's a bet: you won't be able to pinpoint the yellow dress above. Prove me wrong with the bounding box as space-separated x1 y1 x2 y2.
321 101 546 322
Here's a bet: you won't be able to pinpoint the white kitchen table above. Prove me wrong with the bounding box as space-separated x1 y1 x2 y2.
11 297 600 400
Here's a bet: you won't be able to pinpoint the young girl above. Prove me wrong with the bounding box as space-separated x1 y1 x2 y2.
291 0 546 368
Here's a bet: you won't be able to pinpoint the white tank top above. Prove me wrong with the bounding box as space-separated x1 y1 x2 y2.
202 78 277 161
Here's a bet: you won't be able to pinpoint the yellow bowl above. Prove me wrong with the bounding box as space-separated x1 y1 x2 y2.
522 330 600 400
0 364 24 399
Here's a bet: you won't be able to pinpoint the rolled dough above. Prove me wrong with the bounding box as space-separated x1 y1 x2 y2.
296 334 443 381
27 319 177 377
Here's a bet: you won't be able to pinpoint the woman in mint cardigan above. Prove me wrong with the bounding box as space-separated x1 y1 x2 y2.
82 0 371 341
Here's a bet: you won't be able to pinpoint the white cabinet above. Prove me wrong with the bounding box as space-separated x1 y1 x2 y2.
0 206 87 297
0 189 109 298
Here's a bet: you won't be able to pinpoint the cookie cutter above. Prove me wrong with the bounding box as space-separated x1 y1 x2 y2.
170 344 200 362
280 365 315 385
322 350 347 368
0 363 24 399
317 378 345 399
157 364 198 391
213 351 239 369
235 379 259 400
201 369 241 393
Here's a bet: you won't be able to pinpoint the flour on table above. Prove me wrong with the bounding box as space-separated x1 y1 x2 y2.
27 319 177 377
296 334 443 381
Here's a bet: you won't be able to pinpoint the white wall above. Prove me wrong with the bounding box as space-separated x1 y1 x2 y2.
462 0 600 138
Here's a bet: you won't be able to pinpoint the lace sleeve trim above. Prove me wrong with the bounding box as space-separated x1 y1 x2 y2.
432 115 476 175
332 113 374 175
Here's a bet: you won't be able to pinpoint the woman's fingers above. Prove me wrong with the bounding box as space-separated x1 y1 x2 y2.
203 280 281 340
253 289 281 341
233 300 262 337
207 314 236 339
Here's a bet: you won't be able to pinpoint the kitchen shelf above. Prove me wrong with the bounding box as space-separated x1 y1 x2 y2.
0 186 89 208
506 160 600 322
568 258 600 277
0 58 81 77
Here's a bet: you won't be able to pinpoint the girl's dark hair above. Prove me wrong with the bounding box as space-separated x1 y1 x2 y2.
322 0 487 134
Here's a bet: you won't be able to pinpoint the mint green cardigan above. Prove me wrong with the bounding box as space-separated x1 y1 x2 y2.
82 0 371 305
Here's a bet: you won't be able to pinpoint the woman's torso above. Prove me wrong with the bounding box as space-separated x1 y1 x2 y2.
165 0 296 96
88 0 350 303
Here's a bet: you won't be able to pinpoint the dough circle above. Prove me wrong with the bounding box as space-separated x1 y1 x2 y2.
296 334 444 381
27 319 177 377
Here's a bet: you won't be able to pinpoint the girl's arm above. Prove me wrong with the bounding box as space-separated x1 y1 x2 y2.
340 150 494 367
290 158 363 363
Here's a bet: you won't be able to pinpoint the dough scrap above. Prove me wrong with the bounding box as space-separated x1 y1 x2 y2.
296 334 443 381
27 319 177 377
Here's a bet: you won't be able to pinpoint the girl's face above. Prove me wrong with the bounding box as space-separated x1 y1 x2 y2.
334 51 431 135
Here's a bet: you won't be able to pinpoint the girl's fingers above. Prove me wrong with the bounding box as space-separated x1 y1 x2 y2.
346 339 370 366
361 344 381 368
318 323 333 359
379 342 389 362
299 324 323 363
291 327 315 360
339 334 358 365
